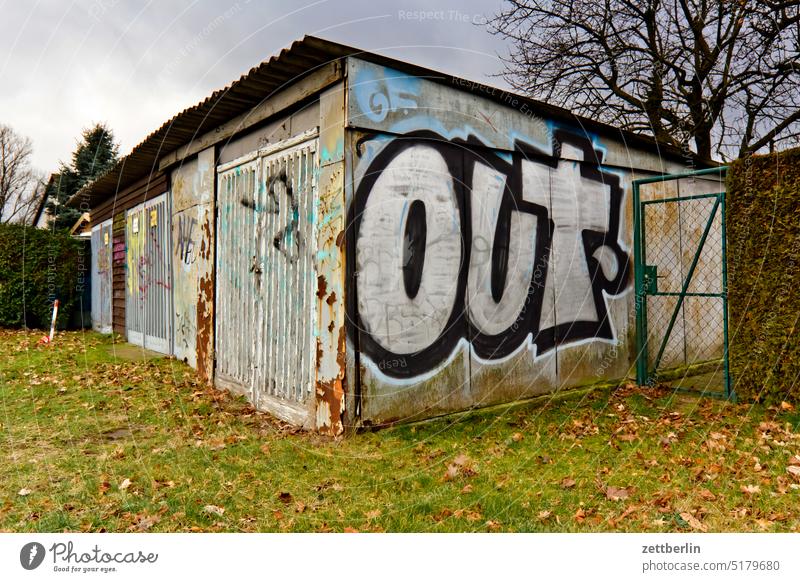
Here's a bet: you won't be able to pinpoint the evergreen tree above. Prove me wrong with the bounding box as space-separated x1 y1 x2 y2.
46 123 119 230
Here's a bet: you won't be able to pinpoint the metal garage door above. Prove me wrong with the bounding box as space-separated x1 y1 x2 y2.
215 132 318 422
125 192 173 354
90 219 113 333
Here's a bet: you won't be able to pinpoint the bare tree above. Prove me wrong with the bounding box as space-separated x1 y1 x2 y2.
488 0 800 160
0 124 44 224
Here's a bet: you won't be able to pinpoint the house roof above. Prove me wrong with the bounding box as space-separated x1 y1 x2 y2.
31 174 55 227
69 35 700 209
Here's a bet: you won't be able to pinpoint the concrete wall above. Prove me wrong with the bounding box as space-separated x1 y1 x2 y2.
344 57 689 425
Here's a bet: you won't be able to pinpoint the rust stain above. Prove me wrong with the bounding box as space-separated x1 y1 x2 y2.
335 230 345 249
315 338 324 367
316 275 327 300
326 291 337 306
196 216 214 385
315 326 347 436
199 215 211 260
328 321 334 332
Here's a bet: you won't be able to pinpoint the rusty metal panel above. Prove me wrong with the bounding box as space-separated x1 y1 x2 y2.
90 219 113 333
315 84 347 434
170 148 215 375
216 132 319 425
125 192 173 354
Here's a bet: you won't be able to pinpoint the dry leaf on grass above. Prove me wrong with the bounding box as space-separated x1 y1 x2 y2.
740 484 760 495
698 488 717 501
605 486 630 501
561 477 576 489
203 504 225 517
118 478 132 491
680 512 707 532
17 488 32 496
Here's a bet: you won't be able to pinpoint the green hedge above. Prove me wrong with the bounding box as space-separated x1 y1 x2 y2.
0 223 87 329
727 147 800 403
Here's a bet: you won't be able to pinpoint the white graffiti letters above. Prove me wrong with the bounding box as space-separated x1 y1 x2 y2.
348 131 630 378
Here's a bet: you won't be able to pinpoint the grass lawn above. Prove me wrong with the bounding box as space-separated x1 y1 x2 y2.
1 329 799 533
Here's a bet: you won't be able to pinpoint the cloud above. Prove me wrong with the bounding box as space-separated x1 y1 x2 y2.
0 0 509 172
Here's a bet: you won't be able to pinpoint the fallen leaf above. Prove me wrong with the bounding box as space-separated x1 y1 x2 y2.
780 401 794 411
133 514 159 531
460 484 473 494
203 504 225 517
444 464 460 481
511 432 524 442
538 510 552 520
485 520 501 531
561 477 576 489
18 488 32 496
698 488 717 501
365 509 381 520
118 478 132 491
605 486 630 501
452 453 471 466
786 466 800 478
740 484 760 495
343 527 359 533
278 491 293 504
679 512 707 532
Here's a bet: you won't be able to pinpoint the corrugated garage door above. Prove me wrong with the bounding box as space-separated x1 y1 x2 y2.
216 131 318 423
125 192 172 354
91 219 113 333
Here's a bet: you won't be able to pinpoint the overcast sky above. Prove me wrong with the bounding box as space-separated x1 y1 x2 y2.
0 0 511 173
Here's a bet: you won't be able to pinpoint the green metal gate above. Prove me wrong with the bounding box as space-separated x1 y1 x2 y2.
633 167 733 399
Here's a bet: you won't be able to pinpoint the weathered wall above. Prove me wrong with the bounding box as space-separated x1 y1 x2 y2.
314 82 348 434
345 57 688 425
99 173 169 336
170 148 215 380
217 103 319 166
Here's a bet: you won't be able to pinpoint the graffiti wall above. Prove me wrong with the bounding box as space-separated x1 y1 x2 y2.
90 220 113 333
170 148 215 378
345 58 680 424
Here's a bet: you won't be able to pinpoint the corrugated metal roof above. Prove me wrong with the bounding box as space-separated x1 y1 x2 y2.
69 36 355 208
70 35 698 208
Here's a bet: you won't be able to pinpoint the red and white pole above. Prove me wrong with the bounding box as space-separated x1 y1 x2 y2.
48 299 59 343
